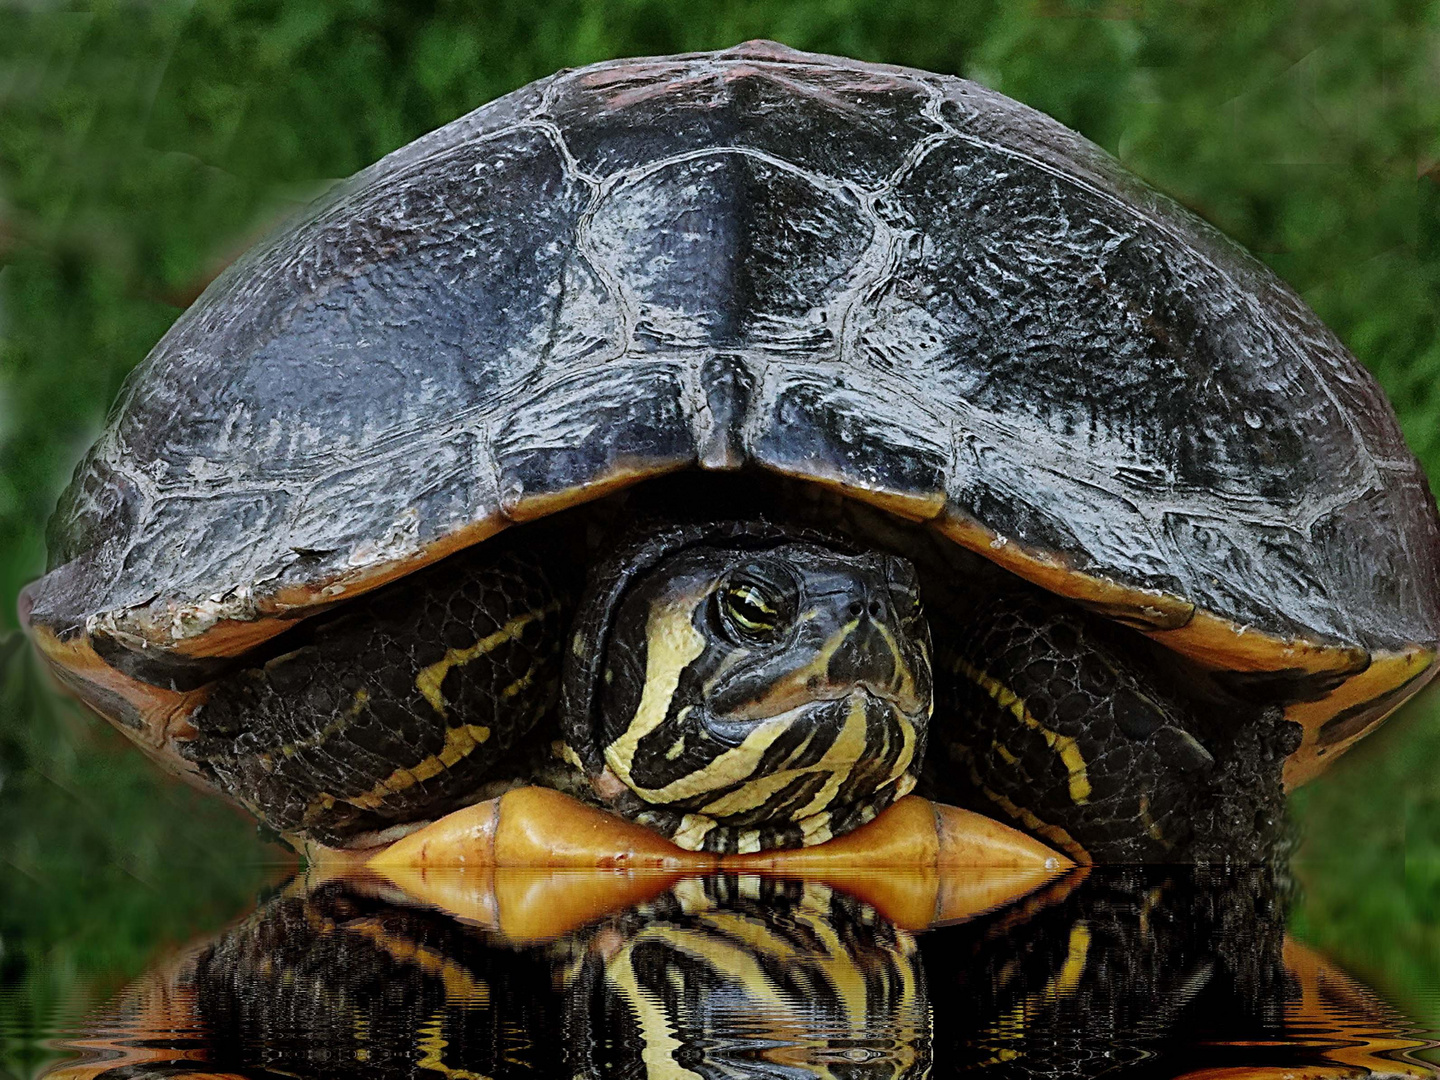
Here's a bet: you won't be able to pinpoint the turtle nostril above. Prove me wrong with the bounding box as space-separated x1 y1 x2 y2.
848 600 865 618
867 600 883 619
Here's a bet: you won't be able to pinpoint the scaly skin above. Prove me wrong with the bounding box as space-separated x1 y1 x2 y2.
182 518 1289 863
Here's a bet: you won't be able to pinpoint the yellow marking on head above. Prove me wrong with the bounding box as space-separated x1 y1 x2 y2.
341 723 492 811
701 647 751 696
664 735 687 761
631 690 916 820
603 588 711 782
416 602 560 719
871 617 920 706
698 695 866 818
605 585 920 848
956 657 1092 805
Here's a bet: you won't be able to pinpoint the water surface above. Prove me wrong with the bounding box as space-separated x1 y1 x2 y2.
19 867 1437 1079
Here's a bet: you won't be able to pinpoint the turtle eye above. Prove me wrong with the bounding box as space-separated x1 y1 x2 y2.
719 578 786 643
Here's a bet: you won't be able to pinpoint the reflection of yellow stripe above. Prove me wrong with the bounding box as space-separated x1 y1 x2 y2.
345 919 489 1007
416 603 560 719
702 906 875 1024
415 1014 491 1080
956 657 1091 805
604 906 922 1079
605 932 709 1080
1050 922 1090 997
985 919 1091 1063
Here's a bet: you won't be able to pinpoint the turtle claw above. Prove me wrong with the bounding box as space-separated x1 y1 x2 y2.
358 787 1069 872
339 787 1071 937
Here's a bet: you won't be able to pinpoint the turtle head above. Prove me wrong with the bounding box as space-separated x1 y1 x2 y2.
562 524 933 853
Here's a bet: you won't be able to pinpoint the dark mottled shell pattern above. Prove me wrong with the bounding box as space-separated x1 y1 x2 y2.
22 41 1440 786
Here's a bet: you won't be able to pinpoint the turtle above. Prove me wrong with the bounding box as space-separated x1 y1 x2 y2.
19 41 1440 867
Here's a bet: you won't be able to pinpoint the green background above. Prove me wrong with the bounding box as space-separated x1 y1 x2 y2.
2 1 1438 1072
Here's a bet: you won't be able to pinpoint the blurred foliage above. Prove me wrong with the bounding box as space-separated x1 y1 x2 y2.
1292 685 1440 1025
1 0 1438 1060
0 641 288 1080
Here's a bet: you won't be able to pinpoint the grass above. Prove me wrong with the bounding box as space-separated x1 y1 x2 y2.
1 0 1438 1047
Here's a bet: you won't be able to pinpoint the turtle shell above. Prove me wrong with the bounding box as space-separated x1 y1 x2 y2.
22 41 1440 790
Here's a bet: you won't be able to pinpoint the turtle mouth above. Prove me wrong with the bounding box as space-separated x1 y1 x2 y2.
700 685 925 752
711 683 926 733
598 688 929 854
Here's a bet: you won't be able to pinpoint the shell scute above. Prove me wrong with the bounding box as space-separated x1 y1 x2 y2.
557 46 943 191
747 366 950 520
492 360 697 518
19 43 1440 782
587 151 875 356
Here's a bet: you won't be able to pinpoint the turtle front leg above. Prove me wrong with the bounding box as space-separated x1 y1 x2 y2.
180 537 571 850
920 590 1300 864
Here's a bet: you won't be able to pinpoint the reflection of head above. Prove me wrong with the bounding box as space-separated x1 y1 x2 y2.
565 876 933 1079
44 869 1429 1080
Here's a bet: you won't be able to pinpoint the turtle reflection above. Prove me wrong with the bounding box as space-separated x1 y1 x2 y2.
566 876 929 1078
45 869 1434 1080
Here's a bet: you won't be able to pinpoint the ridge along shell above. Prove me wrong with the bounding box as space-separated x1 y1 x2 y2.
22 40 1440 791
